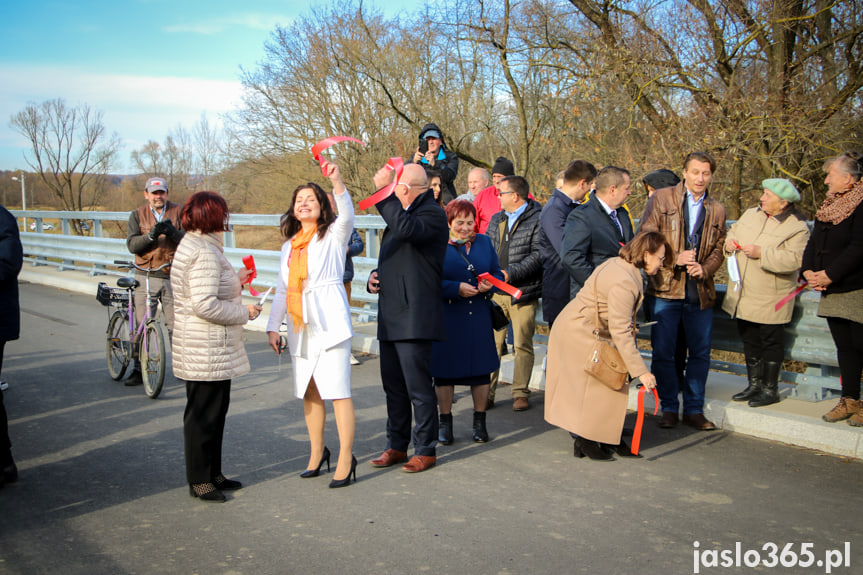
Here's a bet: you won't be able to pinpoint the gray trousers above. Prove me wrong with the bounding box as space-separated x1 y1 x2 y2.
133 274 174 342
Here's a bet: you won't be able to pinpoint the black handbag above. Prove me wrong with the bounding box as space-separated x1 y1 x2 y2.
454 245 509 331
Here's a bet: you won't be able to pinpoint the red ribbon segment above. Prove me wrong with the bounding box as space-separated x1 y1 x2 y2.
242 255 263 296
358 157 404 211
631 385 659 456
311 136 366 176
774 279 808 312
478 272 522 300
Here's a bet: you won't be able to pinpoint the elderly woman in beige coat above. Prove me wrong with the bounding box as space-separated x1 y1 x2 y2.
171 191 262 502
545 231 669 461
722 178 810 408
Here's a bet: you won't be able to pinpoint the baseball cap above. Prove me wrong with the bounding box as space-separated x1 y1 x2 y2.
146 177 168 193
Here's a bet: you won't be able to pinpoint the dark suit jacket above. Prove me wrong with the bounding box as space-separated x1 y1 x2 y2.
560 197 634 299
374 190 449 342
0 205 23 342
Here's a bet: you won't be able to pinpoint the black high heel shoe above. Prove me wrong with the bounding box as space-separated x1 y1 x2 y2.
573 436 615 461
601 439 642 458
189 482 226 502
300 446 331 478
329 455 357 488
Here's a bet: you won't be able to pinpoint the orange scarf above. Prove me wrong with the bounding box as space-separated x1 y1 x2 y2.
287 225 317 332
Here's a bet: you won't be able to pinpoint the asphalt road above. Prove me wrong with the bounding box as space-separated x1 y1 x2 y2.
0 282 860 575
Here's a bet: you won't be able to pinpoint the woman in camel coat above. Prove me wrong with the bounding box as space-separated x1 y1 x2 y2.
545 231 669 460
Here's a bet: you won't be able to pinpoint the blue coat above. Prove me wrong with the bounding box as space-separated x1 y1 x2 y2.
539 189 580 324
431 235 504 379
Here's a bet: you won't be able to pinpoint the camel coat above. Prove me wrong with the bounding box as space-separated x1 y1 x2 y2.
545 258 650 444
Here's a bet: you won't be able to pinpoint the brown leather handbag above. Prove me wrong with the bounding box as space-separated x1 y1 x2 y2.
583 278 629 390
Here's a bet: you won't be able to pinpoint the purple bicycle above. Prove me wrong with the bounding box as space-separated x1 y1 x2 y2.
97 260 170 398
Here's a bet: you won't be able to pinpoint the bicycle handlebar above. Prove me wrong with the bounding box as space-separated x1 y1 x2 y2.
113 260 171 273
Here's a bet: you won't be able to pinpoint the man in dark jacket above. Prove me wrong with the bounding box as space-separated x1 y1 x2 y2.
486 176 542 411
561 166 635 300
412 123 459 205
367 163 448 473
0 203 23 487
539 160 597 326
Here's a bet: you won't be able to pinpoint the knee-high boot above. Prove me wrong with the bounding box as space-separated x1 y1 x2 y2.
749 360 781 407
733 355 763 401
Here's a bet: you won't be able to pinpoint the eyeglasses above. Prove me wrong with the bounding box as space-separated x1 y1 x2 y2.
498 191 515 196
396 182 413 190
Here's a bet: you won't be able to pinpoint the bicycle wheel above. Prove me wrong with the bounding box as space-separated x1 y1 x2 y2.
140 321 166 398
106 310 131 380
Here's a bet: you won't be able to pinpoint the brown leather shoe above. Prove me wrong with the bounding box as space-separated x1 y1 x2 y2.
682 413 717 431
369 449 408 468
659 411 679 428
513 397 529 411
401 455 436 473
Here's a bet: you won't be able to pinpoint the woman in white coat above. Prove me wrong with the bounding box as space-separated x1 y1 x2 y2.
266 161 357 488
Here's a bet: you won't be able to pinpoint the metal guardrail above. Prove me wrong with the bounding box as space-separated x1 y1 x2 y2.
11 209 840 400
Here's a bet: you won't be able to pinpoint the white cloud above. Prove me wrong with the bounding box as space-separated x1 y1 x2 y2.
0 63 245 170
164 12 292 35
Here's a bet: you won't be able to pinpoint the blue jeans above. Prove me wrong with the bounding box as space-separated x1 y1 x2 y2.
647 296 713 415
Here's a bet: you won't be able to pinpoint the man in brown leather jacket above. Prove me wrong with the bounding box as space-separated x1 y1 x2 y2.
125 177 184 382
639 152 727 430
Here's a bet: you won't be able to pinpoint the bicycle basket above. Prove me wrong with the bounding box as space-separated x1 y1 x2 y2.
96 282 129 307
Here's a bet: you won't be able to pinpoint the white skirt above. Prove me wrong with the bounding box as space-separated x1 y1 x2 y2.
291 324 352 400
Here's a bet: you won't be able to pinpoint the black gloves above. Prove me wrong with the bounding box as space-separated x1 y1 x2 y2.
148 219 184 243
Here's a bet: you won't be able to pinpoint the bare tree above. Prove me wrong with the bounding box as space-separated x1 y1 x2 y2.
10 99 121 230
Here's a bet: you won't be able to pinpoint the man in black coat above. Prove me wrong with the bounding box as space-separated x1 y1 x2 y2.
367 163 448 473
539 160 597 327
0 203 23 487
486 176 543 411
560 166 635 300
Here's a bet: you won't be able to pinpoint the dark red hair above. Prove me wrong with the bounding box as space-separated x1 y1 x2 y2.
180 191 230 234
445 199 476 225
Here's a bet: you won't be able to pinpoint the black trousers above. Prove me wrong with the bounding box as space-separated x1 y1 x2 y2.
184 379 231 484
827 317 863 400
379 340 438 457
0 341 12 468
736 319 786 364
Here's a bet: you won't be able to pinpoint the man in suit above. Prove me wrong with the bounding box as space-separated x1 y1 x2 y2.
367 163 449 473
539 160 597 327
561 166 635 300
0 203 23 488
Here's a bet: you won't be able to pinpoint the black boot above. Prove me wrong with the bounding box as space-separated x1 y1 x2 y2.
472 411 489 443
573 436 614 461
749 360 781 407
733 356 763 401
438 413 454 445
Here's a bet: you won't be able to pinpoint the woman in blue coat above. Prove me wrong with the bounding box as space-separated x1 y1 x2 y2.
431 200 504 444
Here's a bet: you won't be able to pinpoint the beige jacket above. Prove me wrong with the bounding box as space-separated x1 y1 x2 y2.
722 206 810 324
170 231 250 381
545 258 649 444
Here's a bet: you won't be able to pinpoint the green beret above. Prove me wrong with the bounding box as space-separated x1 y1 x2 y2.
762 178 800 203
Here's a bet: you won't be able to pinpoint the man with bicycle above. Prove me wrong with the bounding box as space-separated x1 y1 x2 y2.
126 177 184 384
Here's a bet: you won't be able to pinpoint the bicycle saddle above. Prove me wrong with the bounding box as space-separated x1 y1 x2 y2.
117 277 139 289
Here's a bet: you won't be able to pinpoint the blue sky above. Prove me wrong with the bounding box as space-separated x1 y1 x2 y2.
0 0 417 173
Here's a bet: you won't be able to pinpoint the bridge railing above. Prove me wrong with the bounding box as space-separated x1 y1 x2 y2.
10 209 839 401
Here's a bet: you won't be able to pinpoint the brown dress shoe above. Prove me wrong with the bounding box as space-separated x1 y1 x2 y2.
513 397 529 411
659 411 679 428
369 449 408 468
401 455 436 473
682 413 717 430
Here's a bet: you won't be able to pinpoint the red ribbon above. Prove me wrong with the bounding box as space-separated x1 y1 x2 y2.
631 385 659 456
311 136 366 176
358 157 404 211
478 272 522 300
242 255 263 297
774 279 808 312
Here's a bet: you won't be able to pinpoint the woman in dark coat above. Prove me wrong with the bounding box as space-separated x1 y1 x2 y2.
431 200 504 443
802 151 863 426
